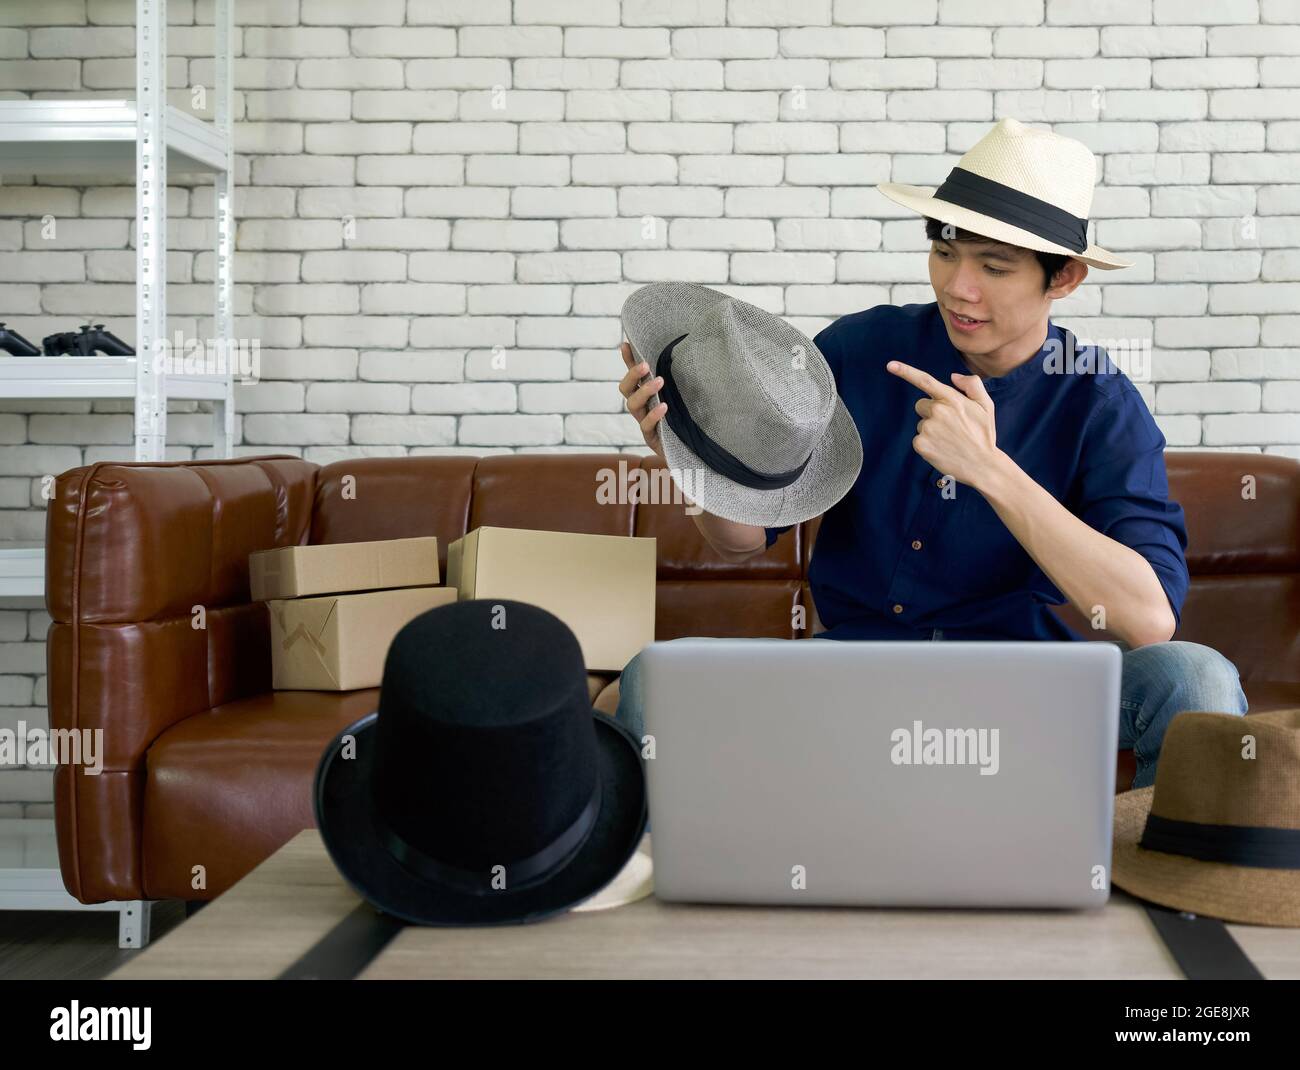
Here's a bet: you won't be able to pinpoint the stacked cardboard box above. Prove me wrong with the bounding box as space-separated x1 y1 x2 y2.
446 526 656 672
249 536 455 690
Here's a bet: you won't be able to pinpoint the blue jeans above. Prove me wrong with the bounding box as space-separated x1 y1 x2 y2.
614 632 1248 790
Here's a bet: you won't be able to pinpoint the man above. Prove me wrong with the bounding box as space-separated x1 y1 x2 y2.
609 119 1247 790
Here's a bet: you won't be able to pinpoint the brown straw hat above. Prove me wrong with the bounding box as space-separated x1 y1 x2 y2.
1112 707 1300 927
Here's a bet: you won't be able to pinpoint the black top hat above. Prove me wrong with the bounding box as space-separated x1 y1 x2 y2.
313 598 648 926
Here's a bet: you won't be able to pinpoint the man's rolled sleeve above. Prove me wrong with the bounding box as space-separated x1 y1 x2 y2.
1072 387 1191 627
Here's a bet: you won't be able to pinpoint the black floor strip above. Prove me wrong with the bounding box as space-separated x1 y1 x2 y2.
1144 904 1265 980
278 903 406 980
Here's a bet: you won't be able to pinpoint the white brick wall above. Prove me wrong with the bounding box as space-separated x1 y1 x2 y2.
2 2 1300 806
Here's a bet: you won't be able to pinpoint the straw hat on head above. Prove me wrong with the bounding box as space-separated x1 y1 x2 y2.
1112 707 1300 927
878 117 1132 271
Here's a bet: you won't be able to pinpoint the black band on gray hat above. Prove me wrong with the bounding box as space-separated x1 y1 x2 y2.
657 333 812 491
372 777 602 895
933 166 1090 254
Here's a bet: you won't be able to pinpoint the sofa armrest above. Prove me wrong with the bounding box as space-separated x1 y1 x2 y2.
45 456 317 903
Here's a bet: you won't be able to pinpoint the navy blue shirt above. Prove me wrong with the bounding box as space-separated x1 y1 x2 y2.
766 301 1190 642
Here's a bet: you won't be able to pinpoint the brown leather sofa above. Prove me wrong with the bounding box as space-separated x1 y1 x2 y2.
47 451 1300 905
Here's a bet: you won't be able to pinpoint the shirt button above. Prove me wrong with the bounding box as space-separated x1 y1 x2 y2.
936 477 948 488
911 539 922 550
892 603 904 614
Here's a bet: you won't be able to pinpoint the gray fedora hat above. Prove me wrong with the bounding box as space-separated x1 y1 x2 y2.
621 281 863 527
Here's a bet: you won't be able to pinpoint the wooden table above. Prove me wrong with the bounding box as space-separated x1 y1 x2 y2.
109 830 1300 980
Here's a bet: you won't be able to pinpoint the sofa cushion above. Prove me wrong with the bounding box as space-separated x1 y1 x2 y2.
1242 680 1300 713
141 690 380 900
311 456 478 579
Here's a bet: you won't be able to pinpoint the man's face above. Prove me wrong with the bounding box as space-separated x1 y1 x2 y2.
927 235 1056 364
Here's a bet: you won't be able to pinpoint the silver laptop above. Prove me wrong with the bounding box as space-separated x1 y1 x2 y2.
642 639 1121 909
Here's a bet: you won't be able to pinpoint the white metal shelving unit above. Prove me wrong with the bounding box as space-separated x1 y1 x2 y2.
0 0 237 597
0 0 237 946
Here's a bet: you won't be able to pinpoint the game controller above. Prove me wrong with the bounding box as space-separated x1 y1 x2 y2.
0 322 42 356
42 323 136 357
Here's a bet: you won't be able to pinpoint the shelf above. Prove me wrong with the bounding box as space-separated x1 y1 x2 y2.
0 817 59 869
0 543 43 600
0 99 230 175
0 819 124 913
0 2 237 610
0 356 232 401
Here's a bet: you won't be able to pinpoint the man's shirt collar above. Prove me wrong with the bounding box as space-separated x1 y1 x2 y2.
929 303 1061 398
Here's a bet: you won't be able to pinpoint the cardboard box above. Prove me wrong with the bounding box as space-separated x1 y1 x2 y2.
268 585 457 691
250 537 439 601
445 526 655 671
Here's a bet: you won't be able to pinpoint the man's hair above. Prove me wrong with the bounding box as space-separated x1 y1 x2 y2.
923 217 1070 293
